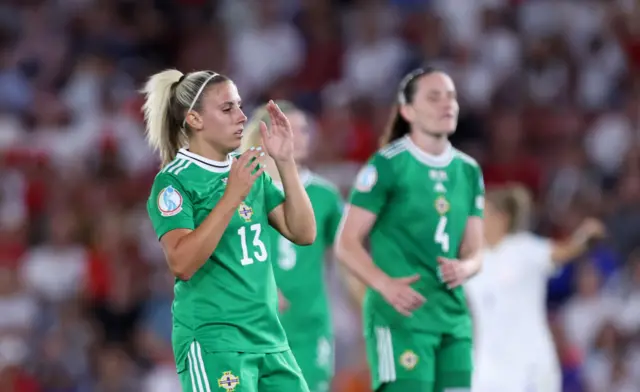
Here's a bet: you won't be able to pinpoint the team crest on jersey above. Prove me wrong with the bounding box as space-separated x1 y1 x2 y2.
217 371 240 391
434 196 450 215
399 350 419 370
355 164 377 192
238 203 253 222
221 178 228 185
157 186 183 217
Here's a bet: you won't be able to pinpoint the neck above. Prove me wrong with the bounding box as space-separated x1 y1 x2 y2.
409 130 449 155
188 140 228 162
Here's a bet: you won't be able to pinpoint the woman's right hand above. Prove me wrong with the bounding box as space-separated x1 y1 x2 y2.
573 218 606 245
224 147 266 203
377 274 426 317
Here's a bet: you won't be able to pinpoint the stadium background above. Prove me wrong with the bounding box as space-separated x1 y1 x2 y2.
0 0 639 391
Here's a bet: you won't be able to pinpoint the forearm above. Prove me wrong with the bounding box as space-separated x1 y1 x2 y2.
335 237 390 292
460 248 483 279
551 237 589 264
170 195 240 279
276 159 316 244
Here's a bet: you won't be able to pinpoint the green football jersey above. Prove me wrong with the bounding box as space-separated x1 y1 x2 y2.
269 170 343 343
349 136 484 337
146 149 289 372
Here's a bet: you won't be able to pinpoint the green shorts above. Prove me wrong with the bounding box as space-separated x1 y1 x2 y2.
289 336 334 392
365 327 472 392
178 340 309 392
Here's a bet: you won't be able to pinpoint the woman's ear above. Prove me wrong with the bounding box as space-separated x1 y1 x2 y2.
399 104 414 123
185 111 204 131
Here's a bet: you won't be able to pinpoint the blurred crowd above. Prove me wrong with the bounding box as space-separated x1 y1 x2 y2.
0 0 639 391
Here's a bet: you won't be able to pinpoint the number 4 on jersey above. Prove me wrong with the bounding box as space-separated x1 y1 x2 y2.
433 196 451 253
434 216 450 253
238 224 268 265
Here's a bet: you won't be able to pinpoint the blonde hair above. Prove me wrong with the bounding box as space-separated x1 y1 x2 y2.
141 69 230 167
240 100 300 153
486 184 533 233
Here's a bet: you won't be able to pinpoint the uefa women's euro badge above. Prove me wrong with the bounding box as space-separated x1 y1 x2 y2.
158 186 183 217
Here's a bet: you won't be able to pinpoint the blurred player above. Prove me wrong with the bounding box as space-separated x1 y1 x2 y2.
142 69 316 392
335 67 485 392
241 101 343 392
465 185 605 392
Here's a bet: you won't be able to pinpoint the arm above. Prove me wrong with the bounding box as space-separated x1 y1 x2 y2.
458 216 484 278
335 155 425 316
334 205 391 293
335 204 424 316
550 218 605 266
160 196 240 280
439 163 485 287
268 159 316 245
260 101 316 245
152 150 264 281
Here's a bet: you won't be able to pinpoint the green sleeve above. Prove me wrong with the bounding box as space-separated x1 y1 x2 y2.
263 172 285 213
325 189 344 246
147 173 195 240
470 164 485 218
348 154 392 215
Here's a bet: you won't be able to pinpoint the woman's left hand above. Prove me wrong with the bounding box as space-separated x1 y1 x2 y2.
259 100 294 163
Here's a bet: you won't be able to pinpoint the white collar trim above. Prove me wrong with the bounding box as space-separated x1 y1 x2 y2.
403 135 454 167
177 148 231 173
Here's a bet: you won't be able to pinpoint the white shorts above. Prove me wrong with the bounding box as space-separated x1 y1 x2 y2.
472 360 561 392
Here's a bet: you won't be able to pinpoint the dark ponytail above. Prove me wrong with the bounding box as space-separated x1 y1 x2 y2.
379 66 437 147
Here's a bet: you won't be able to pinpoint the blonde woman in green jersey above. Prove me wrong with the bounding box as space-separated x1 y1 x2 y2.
336 67 485 392
241 101 343 392
142 69 316 392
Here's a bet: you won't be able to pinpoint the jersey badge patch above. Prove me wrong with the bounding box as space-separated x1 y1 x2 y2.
221 178 228 185
157 186 183 217
399 350 419 370
476 195 484 210
217 371 240 391
434 196 450 215
355 164 377 192
238 203 253 222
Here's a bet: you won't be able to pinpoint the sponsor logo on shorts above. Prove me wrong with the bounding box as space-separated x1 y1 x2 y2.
399 350 418 370
217 371 239 391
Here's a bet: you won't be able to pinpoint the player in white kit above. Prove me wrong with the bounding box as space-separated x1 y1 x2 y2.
465 185 605 392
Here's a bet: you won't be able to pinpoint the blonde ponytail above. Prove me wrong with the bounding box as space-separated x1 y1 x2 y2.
509 185 532 232
141 69 231 167
142 69 185 167
486 184 533 233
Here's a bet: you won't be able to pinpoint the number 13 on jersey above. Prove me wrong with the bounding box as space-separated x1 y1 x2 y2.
238 224 268 265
